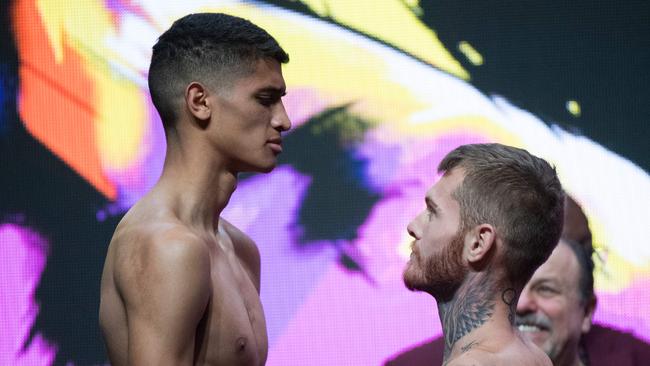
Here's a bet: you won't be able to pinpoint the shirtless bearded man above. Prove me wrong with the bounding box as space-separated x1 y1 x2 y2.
99 13 291 366
403 143 564 366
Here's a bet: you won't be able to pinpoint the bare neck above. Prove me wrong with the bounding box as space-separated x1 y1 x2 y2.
152 132 238 233
437 271 519 363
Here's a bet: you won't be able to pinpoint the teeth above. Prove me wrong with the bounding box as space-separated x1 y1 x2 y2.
518 324 542 332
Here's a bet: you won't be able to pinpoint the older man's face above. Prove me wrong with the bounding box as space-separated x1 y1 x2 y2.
515 240 594 364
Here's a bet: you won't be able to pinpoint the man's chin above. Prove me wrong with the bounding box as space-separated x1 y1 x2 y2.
518 327 551 348
402 276 418 292
239 160 277 174
256 164 276 174
402 265 427 292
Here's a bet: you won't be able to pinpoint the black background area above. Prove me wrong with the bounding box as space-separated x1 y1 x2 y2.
419 0 650 172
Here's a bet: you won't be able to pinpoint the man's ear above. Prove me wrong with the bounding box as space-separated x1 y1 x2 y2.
465 224 496 265
581 295 597 333
185 82 212 125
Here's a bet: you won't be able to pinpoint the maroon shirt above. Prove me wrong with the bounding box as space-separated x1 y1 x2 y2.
384 324 650 366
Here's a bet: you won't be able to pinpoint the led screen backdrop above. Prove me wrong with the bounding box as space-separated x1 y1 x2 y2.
1 1 649 365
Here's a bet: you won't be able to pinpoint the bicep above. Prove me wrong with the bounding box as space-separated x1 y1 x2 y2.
117 240 211 365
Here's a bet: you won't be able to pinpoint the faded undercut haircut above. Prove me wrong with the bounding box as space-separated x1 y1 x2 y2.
148 13 289 128
438 143 565 289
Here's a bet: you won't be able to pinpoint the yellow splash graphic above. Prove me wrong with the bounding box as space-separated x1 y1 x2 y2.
298 0 469 79
566 100 581 117
197 3 427 124
36 0 65 62
95 70 147 169
36 0 145 169
458 41 483 66
590 214 650 292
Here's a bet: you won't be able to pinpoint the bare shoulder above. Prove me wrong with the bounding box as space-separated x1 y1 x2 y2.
447 342 550 366
446 350 494 366
219 218 261 288
112 221 211 304
219 218 256 247
103 218 213 364
113 221 209 265
219 218 260 264
501 336 552 366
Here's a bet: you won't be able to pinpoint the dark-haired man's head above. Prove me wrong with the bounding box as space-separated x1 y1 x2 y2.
148 13 289 129
403 143 565 298
148 13 291 174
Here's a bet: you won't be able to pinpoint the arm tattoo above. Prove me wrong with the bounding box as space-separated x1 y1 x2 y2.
439 273 495 359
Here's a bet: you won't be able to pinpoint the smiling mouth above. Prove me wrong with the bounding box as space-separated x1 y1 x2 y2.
517 324 545 332
515 320 550 333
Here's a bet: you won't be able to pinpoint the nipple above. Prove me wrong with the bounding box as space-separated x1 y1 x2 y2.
235 337 247 353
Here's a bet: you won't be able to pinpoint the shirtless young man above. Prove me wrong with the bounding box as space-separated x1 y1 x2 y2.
99 13 291 366
403 143 565 366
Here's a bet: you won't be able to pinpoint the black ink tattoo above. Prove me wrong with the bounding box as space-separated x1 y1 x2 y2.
502 288 516 325
461 340 480 353
443 340 480 366
439 273 495 359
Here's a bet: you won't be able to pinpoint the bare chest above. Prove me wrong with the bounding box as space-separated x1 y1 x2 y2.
194 250 268 366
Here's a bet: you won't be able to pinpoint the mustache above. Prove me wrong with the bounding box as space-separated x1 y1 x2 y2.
409 241 419 258
515 313 552 330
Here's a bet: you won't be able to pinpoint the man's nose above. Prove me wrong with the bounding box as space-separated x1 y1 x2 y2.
272 102 291 132
516 288 537 314
407 218 420 240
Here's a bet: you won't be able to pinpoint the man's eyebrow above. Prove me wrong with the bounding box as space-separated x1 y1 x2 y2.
257 86 286 96
425 197 439 211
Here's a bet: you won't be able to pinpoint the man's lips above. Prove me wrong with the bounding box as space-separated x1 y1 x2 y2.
267 139 283 153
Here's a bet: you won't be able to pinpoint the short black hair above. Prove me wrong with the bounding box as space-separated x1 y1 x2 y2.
562 196 595 304
148 13 289 128
562 238 595 304
438 143 565 289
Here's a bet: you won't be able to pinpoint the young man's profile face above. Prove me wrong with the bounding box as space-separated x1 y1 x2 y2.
516 240 592 363
403 168 467 296
208 57 291 173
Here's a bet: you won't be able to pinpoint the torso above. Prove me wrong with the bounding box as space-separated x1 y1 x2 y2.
193 221 268 365
99 205 267 366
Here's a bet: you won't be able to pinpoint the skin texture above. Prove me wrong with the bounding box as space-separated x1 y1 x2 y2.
516 240 596 366
404 167 552 366
99 58 290 366
403 168 466 298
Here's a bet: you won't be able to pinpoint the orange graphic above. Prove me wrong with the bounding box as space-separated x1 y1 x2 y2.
13 0 116 199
